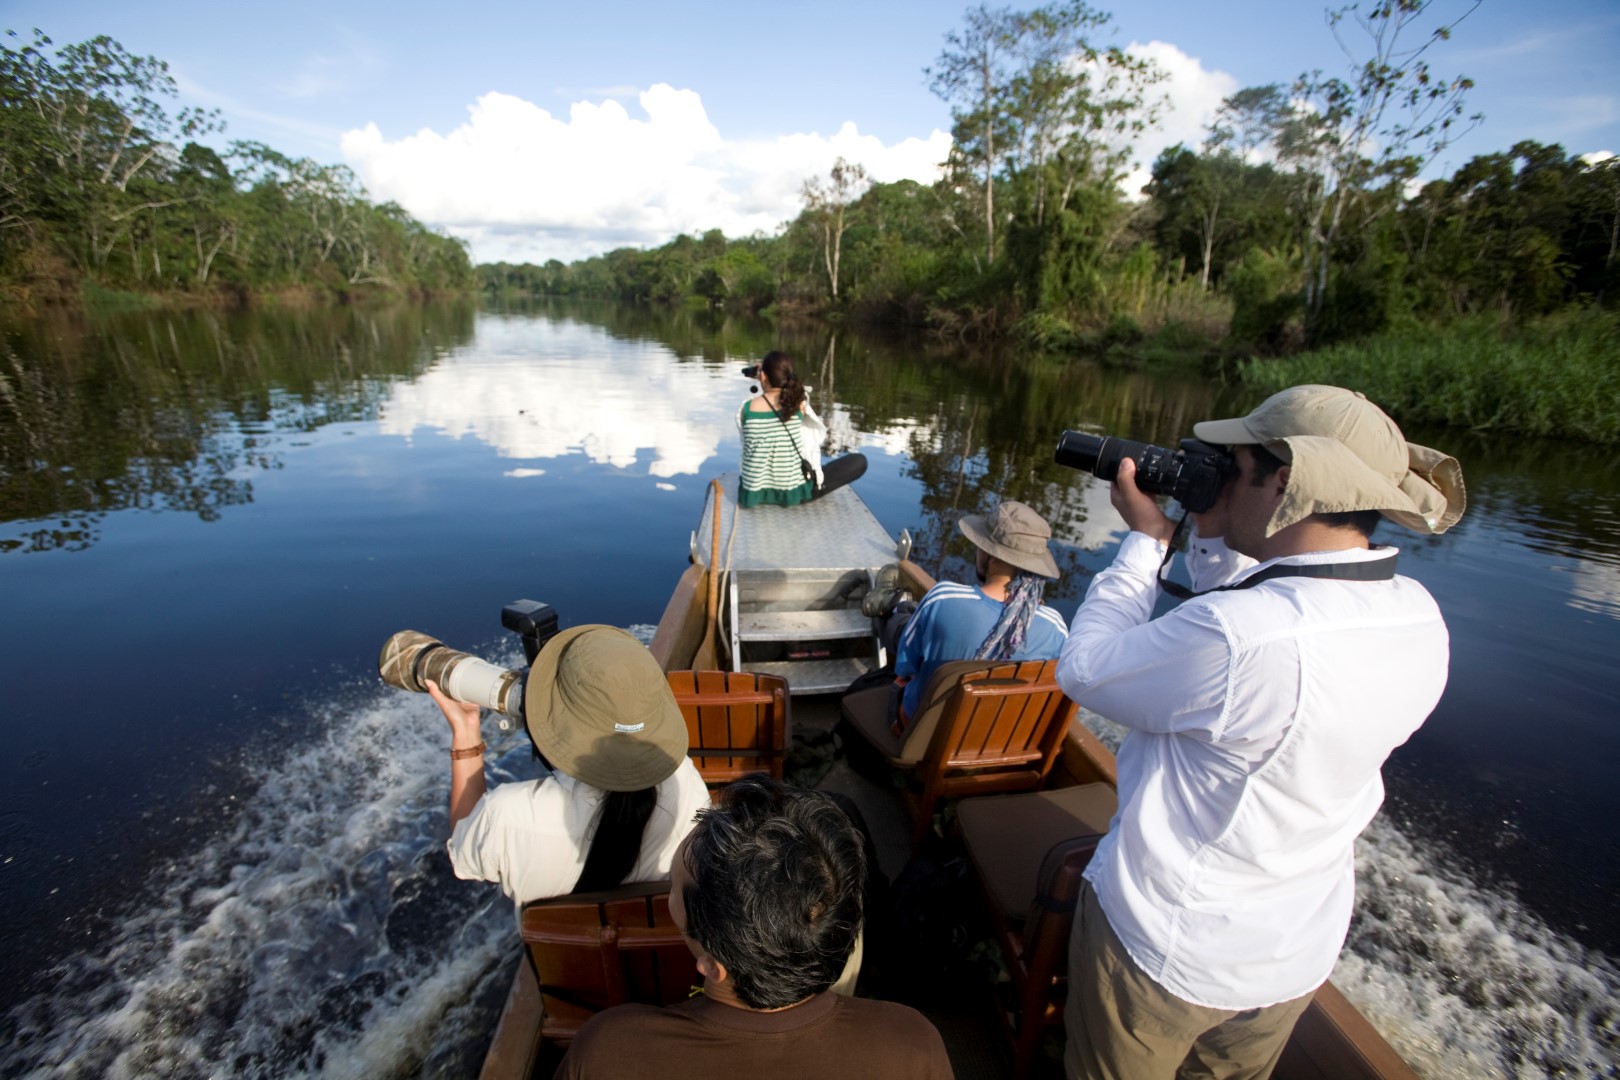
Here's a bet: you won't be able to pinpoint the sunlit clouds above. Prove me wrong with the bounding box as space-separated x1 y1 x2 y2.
342 85 951 264
1117 41 1241 197
340 45 1242 259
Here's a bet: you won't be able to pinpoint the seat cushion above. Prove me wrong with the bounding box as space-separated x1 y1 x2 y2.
958 784 1118 920
841 685 905 763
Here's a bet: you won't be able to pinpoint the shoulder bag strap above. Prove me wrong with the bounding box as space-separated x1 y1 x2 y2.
768 398 809 465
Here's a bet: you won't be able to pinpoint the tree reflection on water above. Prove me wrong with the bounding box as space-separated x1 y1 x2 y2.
0 301 476 552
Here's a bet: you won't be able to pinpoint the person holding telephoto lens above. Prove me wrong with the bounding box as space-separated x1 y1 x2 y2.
1053 385 1465 1080
427 625 711 909
736 351 866 507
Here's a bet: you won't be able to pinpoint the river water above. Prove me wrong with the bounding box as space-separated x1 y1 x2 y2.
1 300 1615 1078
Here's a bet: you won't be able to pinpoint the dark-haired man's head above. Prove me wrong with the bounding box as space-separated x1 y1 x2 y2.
671 775 864 1010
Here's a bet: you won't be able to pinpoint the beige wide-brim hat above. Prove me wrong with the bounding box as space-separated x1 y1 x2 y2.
523 625 689 792
958 499 1060 579
1193 385 1466 537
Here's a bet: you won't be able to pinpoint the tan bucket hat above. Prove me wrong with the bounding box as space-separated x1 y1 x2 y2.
522 625 689 792
1193 384 1466 537
958 500 1060 579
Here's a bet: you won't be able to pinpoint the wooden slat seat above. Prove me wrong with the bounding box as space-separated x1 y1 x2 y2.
518 882 699 1051
666 670 791 794
840 658 1077 847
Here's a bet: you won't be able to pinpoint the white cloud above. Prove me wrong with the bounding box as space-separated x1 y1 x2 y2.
339 47 1246 255
341 86 951 264
1116 40 1240 199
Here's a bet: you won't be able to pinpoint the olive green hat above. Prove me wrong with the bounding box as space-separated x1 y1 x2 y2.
523 625 688 792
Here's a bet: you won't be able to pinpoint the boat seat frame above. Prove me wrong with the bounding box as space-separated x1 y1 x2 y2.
666 669 791 794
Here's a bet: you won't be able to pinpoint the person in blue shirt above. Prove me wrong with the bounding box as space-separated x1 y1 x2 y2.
893 500 1067 722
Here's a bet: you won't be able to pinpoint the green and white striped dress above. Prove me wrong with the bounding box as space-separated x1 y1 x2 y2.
739 405 814 508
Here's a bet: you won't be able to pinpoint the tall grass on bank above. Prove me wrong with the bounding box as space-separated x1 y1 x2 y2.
1239 311 1620 444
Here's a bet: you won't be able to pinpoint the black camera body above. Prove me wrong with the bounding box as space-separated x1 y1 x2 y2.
1054 432 1236 514
740 363 761 379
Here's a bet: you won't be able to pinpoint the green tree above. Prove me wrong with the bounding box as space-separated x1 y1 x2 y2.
1146 144 1292 293
172 142 237 285
0 29 220 277
1272 0 1481 339
801 156 869 301
928 5 1021 267
928 2 1161 276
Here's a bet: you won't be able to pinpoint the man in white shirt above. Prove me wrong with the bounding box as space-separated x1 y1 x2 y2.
1055 385 1466 1079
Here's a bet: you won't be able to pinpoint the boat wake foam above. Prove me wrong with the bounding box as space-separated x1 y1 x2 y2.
1 669 531 1080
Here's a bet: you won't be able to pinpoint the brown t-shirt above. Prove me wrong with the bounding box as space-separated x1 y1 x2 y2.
555 991 954 1080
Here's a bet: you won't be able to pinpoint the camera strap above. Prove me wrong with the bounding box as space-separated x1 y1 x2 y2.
1156 514 1397 600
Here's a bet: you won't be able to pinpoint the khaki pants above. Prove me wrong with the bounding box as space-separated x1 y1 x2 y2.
1064 883 1315 1080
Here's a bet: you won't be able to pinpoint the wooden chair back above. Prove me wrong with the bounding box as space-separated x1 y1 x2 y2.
520 882 699 1046
909 658 1075 846
666 670 791 792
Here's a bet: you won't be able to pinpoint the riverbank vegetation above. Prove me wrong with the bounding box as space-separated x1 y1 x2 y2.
483 1 1619 442
0 30 473 308
1241 309 1620 444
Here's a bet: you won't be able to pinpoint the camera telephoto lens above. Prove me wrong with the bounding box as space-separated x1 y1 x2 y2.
1054 431 1159 484
378 630 526 727
1054 430 1235 514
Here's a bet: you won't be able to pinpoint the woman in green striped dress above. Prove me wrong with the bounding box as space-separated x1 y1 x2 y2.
736 351 821 508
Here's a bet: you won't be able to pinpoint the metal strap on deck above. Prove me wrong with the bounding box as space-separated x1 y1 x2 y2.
738 608 874 642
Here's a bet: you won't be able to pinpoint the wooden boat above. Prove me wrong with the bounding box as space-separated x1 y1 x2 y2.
478 477 1420 1080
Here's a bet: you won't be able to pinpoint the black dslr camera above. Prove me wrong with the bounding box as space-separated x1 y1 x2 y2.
377 600 560 731
1054 432 1236 514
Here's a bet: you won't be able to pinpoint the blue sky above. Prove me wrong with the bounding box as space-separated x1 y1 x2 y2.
9 0 1617 263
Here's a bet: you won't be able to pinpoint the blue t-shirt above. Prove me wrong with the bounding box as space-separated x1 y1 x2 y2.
893 581 1068 718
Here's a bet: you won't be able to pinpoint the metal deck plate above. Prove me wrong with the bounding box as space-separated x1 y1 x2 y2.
742 657 875 695
695 473 897 573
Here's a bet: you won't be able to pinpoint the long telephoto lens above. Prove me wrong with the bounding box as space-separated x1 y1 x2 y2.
1054 431 1160 483
1054 430 1199 503
1053 431 1107 473
378 631 525 729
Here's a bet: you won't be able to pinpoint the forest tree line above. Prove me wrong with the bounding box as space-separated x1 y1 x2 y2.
0 30 474 304
483 1 1619 357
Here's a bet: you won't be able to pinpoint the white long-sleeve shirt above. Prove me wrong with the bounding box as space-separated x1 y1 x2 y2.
1057 530 1449 1009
